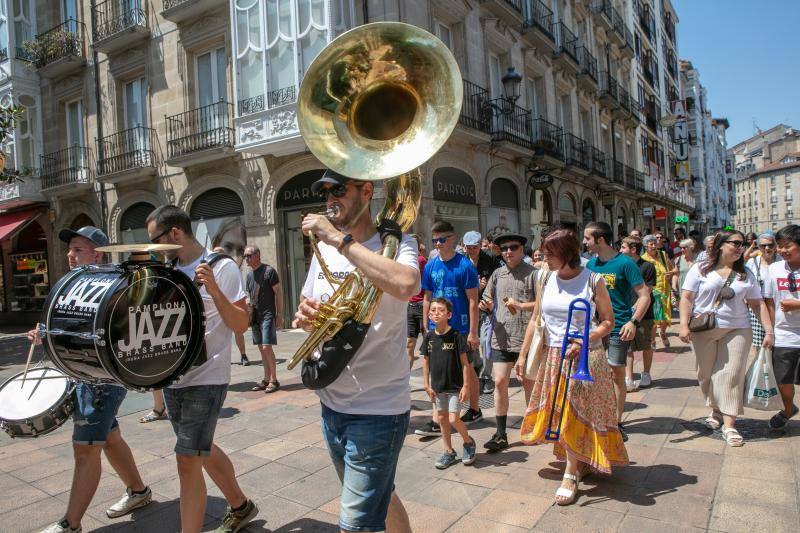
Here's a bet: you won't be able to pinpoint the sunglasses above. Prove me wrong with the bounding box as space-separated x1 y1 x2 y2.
759 243 776 249
724 240 744 248
431 235 452 244
150 227 172 244
319 183 348 199
500 244 521 253
789 271 797 293
243 253 255 259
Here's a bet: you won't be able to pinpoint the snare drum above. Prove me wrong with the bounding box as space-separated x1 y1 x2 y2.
41 261 206 391
0 367 74 438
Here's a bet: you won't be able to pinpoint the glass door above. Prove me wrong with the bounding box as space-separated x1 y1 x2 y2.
66 100 84 179
196 47 228 138
124 77 148 159
284 207 321 321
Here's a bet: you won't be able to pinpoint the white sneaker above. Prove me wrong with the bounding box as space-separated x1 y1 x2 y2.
625 378 639 392
41 520 81 533
106 487 153 518
639 372 652 388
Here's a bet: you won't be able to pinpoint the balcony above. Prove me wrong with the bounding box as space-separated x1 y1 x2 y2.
161 0 220 24
479 0 525 30
92 0 149 54
642 54 659 90
644 99 660 133
27 20 87 79
614 86 632 120
625 99 642 127
576 47 598 91
562 133 590 174
235 84 302 156
97 126 157 184
40 146 93 195
522 0 555 51
618 21 634 58
591 0 623 47
167 101 235 167
488 98 534 157
530 118 564 164
590 146 607 178
598 71 619 110
552 22 578 72
606 158 625 188
663 12 676 47
636 2 656 45
457 80 491 136
0 173 45 209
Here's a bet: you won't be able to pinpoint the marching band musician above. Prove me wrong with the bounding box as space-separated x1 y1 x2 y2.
294 169 420 533
33 227 153 533
145 206 258 533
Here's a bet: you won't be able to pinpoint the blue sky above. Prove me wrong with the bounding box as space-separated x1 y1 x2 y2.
672 0 799 146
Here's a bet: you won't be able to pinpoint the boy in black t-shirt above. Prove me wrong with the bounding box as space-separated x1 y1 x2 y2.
421 298 478 469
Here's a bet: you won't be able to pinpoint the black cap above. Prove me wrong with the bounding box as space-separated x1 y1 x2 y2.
58 226 110 248
493 233 527 247
310 169 366 194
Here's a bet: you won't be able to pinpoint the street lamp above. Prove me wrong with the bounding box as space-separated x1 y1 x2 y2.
501 67 522 105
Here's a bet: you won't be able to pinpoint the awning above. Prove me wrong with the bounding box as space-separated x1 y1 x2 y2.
0 208 43 241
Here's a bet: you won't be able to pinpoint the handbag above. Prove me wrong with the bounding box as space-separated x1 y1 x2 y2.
688 270 736 332
524 270 552 379
743 347 783 411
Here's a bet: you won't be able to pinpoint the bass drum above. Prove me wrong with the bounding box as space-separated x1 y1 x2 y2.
42 261 206 390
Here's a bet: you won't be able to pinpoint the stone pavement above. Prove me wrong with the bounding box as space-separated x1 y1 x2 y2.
0 328 798 532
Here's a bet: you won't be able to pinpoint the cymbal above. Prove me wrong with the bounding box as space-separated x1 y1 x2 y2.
96 243 182 253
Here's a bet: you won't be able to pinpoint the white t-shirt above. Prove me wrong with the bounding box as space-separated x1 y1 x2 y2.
540 268 598 348
763 260 800 347
301 232 419 415
170 250 247 388
745 257 770 295
681 263 761 329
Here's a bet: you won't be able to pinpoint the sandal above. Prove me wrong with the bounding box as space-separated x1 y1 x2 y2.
264 380 280 393
555 473 579 506
704 412 723 430
139 408 167 423
251 380 268 391
722 427 744 447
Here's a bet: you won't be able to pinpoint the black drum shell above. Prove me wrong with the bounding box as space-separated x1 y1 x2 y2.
42 262 206 390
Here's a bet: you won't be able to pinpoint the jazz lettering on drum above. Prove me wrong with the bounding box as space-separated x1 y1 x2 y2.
56 279 115 312
117 301 188 353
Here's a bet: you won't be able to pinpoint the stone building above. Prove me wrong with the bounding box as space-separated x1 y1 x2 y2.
0 0 696 325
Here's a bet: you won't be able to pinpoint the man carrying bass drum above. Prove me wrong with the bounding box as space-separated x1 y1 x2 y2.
32 227 153 533
294 169 420 533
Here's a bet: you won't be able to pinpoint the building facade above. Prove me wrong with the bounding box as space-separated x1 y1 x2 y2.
732 124 800 234
0 0 699 325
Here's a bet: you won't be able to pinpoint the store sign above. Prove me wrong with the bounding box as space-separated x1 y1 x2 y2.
655 207 668 220
675 215 689 224
527 171 553 190
277 170 325 208
434 203 477 218
671 99 690 183
642 207 653 217
433 168 477 204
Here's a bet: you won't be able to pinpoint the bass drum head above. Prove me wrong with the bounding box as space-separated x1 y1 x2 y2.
0 367 70 421
102 265 205 389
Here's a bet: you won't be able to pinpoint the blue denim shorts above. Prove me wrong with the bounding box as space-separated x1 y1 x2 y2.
252 314 277 345
607 334 631 367
435 392 460 413
320 404 409 532
72 383 127 445
164 385 227 456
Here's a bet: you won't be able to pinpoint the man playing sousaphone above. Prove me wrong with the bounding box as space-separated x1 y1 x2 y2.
32 227 153 533
294 169 420 532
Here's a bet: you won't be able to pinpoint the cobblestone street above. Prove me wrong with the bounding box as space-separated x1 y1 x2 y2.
0 329 798 532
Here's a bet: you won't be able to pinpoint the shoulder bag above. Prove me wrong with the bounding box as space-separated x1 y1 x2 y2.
688 270 736 332
524 270 552 380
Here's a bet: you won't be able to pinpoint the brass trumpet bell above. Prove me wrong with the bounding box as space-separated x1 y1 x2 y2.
297 22 463 180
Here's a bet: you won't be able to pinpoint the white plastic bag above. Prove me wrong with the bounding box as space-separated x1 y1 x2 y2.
743 347 783 411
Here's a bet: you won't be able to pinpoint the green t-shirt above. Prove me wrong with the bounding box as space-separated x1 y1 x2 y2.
587 253 644 336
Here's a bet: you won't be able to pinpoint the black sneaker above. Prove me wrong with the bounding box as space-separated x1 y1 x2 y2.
480 378 495 395
618 423 629 442
460 408 483 424
240 355 250 367
768 405 799 430
414 420 441 437
483 432 509 452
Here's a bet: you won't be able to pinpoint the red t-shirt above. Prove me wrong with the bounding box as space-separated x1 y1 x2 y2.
409 255 427 303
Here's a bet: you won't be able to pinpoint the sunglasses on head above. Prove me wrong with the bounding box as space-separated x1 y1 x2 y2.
500 244 521 252
431 235 451 244
319 183 348 199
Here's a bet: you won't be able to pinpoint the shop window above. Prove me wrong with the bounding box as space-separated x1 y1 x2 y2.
10 220 48 312
582 198 596 225
558 193 576 215
190 187 246 262
120 202 156 244
488 178 519 237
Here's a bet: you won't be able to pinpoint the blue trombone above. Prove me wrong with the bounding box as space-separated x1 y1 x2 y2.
545 297 594 441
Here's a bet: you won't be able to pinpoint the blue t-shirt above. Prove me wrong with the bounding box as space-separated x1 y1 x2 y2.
421 253 478 334
587 252 644 336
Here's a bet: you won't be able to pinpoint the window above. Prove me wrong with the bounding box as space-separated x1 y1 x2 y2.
196 47 227 107
770 175 776 185
15 97 37 170
235 0 263 102
435 20 452 50
557 93 572 133
526 77 544 119
13 0 34 56
786 186 793 203
124 77 147 128
489 54 503 99
61 0 77 23
66 100 83 147
0 2 8 56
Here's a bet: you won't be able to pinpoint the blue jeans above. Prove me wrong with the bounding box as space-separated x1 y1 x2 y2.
252 314 277 345
164 385 227 456
320 404 409 532
607 334 631 367
72 383 127 445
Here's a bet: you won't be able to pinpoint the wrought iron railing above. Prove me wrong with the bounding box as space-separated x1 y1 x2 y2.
590 146 606 177
93 0 147 42
599 71 619 101
644 98 660 131
642 53 658 89
459 79 491 133
576 46 597 82
15 46 35 62
0 48 7 60
591 0 614 25
489 98 533 149
563 133 590 170
530 118 563 158
638 4 655 43
166 100 234 159
553 22 578 63
634 169 646 191
503 0 523 13
32 19 86 68
629 100 641 123
237 85 296 116
97 126 156 176
523 0 554 40
41 146 93 190
607 158 624 186
162 0 192 9
663 12 676 45
618 86 631 113
624 164 636 189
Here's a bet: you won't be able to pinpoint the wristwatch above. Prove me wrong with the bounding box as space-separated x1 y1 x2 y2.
337 233 354 252
631 318 641 328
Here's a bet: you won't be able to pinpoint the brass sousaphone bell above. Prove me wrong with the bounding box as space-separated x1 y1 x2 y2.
288 22 463 380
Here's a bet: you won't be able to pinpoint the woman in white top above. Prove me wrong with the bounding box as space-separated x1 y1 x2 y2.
517 230 625 506
745 233 777 347
679 230 774 447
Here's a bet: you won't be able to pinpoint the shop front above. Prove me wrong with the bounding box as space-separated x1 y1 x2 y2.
0 208 51 323
487 178 520 240
529 187 552 249
432 167 479 239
